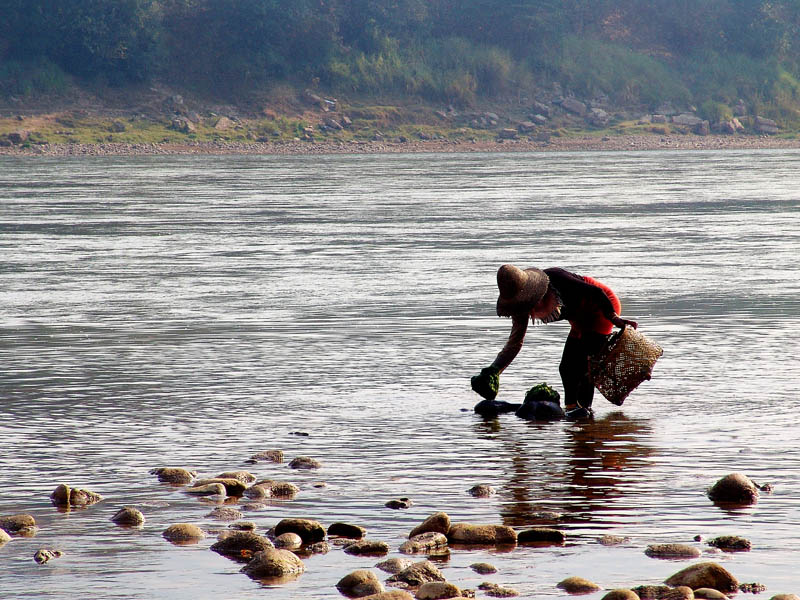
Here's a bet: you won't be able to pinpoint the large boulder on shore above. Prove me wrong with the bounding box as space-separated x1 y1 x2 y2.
240 548 305 579
664 561 738 593
447 523 517 546
707 473 759 505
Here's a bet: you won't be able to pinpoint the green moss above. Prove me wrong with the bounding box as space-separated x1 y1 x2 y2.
523 383 560 405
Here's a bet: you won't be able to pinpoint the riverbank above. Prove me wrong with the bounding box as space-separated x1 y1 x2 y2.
3 133 800 157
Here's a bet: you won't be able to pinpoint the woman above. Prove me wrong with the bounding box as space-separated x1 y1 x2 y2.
472 264 638 419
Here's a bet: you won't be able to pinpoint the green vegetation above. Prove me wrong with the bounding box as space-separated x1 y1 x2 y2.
3 1 800 129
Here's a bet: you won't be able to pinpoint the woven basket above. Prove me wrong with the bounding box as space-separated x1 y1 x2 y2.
589 327 663 406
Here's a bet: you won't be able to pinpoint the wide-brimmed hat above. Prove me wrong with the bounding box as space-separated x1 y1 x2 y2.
496 264 550 316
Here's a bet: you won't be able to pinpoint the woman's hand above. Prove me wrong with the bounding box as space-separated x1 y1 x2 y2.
611 315 638 330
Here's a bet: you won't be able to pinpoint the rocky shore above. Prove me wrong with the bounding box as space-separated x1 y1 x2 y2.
2 133 800 157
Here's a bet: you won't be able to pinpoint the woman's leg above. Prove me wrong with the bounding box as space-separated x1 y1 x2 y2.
560 335 594 409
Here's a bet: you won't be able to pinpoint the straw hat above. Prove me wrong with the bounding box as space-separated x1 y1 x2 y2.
496 264 551 317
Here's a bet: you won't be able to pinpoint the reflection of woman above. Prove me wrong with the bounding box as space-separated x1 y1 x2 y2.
473 265 638 419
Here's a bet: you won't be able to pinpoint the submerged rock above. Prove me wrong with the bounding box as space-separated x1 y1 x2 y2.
479 581 520 597
359 592 414 600
518 528 565 545
468 484 496 497
240 548 305 579
416 581 462 600
245 480 300 499
162 523 205 544
598 534 630 546
246 449 284 464
399 532 448 555
274 518 326 544
193 478 247 496
50 484 103 507
150 467 196 484
470 562 497 575
707 473 759 505
33 548 63 564
645 543 701 559
288 456 321 470
336 569 385 598
328 522 366 539
385 497 413 509
206 506 243 521
186 482 226 496
708 535 751 551
447 523 517 546
111 507 145 527
343 539 390 556
216 470 256 484
409 512 450 537
386 560 446 588
664 561 738 593
375 557 414 574
0 514 36 534
210 531 274 560
0 529 11 544
515 400 564 421
473 399 520 418
557 576 601 594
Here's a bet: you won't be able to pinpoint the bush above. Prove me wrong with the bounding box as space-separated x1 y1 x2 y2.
699 100 733 123
0 58 68 97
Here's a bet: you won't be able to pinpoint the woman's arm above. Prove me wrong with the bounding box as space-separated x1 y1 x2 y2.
491 313 529 373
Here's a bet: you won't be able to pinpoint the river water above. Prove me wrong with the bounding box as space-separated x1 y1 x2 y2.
1 150 799 598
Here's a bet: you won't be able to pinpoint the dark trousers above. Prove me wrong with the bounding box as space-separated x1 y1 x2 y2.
559 332 608 409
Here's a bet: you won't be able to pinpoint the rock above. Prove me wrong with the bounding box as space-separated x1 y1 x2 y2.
186 483 226 496
474 399 521 417
246 449 284 464
386 497 414 509
245 480 299 499
755 116 779 134
447 523 517 546
229 521 257 531
416 581 462 600
240 548 305 579
211 531 274 560
307 541 330 554
408 512 449 539
708 535 751 551
376 557 414 574
693 589 729 599
518 528 565 545
162 523 205 544
214 116 235 131
531 114 548 125
399 532 448 554
770 596 800 600
720 118 744 134
558 576 602 594
50 484 103 507
470 562 497 575
588 108 610 126
707 473 759 505
169 117 195 134
478 582 520 597
498 128 518 140
644 543 701 559
386 560 446 588
328 522 366 539
515 400 564 420
337 570 385 598
651 114 667 124
111 507 145 527
664 562 738 593
517 121 537 133
206 507 244 521
344 539 390 556
601 591 639 600
7 130 30 145
599 535 629 546
33 549 63 564
193 478 247 496
632 585 672 599
273 532 303 549
672 114 703 127
288 456 321 470
0 529 11 544
360 592 414 600
274 518 326 544
324 117 343 131
694 120 710 136
0 514 36 534
561 97 587 116
468 485 496 498
216 471 256 484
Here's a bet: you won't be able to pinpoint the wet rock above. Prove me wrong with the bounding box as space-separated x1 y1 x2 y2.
473 399 520 417
274 518 326 544
601 591 639 600
206 506 243 521
663 587 694 600
307 541 331 554
399 532 448 555
376 557 414 574
0 513 36 534
50 484 103 507
518 528 565 545
447 523 517 546
328 522 366 539
386 560 446 588
33 548 63 564
111 507 145 526
479 582 519 597
273 532 303 549
633 585 692 599
410 512 450 537
645 543 701 559
386 497 414 509
470 562 497 575
692 589 729 599
770 596 800 600
150 467 196 484
229 521 257 531
288 456 321 470
707 473 759 505
186 483 226 496
708 535 751 551
210 531 274 560
599 534 630 546
557 576 602 594
0 529 11 544
515 400 564 421
416 581 462 599
468 485 496 497
739 582 766 594
359 592 414 600
344 539 390 556
664 561 738 593
162 523 205 544
240 548 305 579
193 478 247 496
216 470 256 484
336 569 385 598
246 449 284 464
